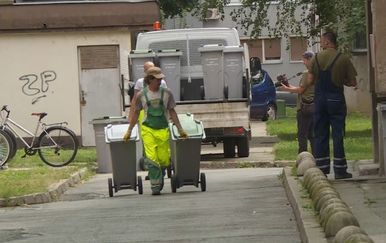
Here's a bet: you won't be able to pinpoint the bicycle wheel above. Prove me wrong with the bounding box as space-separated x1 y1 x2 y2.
0 129 11 167
1 126 17 160
38 126 79 167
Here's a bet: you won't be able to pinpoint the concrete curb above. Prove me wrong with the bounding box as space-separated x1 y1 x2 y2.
200 160 294 169
0 168 88 207
282 167 327 243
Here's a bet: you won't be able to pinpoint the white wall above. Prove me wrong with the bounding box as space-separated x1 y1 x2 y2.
0 30 131 136
346 54 371 114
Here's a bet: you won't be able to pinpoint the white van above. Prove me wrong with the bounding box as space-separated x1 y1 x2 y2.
132 28 251 158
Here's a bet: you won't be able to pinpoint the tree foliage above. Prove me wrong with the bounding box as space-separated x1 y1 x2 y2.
159 0 366 52
158 0 199 18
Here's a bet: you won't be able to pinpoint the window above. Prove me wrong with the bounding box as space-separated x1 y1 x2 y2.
263 38 281 62
352 31 367 52
241 39 262 60
290 37 308 61
242 37 282 63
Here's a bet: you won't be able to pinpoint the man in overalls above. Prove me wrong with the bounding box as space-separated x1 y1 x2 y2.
308 32 357 179
124 67 187 195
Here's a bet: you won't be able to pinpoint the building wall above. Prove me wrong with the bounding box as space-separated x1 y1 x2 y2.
163 4 310 86
0 30 131 135
346 54 371 114
164 4 370 112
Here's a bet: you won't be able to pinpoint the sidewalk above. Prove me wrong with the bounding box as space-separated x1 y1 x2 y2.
283 159 386 242
332 161 386 242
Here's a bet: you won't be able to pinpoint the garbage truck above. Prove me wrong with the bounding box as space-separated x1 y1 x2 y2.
129 28 251 158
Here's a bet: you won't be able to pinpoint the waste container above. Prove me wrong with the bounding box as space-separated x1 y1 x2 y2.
129 49 156 84
105 124 143 197
198 44 224 100
223 46 244 99
91 116 128 173
169 113 206 192
377 103 386 176
157 49 183 101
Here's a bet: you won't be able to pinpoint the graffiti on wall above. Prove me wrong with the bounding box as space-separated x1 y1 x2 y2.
19 71 57 104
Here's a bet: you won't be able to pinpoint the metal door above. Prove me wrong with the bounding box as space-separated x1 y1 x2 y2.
79 45 122 146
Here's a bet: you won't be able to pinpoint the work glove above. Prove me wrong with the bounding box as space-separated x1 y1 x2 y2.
178 129 188 139
123 128 132 142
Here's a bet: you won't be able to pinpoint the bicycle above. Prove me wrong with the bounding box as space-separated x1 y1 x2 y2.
0 105 79 168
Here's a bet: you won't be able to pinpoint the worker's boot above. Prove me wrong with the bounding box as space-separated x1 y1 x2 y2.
144 158 162 195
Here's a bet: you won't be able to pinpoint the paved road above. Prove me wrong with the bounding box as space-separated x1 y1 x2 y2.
0 168 300 243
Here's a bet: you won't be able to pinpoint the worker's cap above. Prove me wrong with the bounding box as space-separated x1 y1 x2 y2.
146 67 165 79
302 51 314 59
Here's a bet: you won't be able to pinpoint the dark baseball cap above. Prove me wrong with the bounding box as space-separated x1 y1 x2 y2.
302 51 314 59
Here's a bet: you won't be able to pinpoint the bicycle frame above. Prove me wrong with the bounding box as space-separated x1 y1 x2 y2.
0 108 67 151
1 105 79 167
1 117 41 149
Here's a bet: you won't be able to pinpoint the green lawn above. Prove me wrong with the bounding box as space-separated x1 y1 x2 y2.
266 108 373 161
0 148 97 199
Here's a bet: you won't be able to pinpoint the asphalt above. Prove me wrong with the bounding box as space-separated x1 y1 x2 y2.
1 121 386 243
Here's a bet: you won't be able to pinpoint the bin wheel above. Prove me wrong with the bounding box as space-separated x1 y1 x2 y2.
200 173 206 192
137 176 143 195
139 157 146 171
108 178 114 197
171 174 177 193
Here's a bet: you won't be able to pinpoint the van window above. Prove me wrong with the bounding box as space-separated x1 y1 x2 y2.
149 39 227 66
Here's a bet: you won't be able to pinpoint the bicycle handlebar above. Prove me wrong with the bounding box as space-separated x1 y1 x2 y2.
1 105 10 117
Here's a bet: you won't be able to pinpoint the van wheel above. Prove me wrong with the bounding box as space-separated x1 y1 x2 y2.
237 137 249 157
223 138 236 158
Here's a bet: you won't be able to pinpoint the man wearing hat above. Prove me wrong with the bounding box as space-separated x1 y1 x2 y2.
279 51 315 154
124 67 187 195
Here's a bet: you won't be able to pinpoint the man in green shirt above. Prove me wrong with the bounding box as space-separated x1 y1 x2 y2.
279 51 315 154
308 32 357 179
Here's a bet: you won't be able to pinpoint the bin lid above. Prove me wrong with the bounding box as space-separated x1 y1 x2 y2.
104 124 139 143
90 116 128 125
223 45 244 53
129 49 156 58
169 113 205 140
157 49 183 57
198 44 224 53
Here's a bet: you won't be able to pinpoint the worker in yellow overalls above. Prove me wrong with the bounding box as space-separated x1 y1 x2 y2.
124 67 187 195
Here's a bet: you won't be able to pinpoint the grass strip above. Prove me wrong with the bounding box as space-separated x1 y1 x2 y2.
267 108 373 161
1 148 97 199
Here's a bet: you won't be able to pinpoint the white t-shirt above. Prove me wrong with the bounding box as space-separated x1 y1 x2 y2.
134 78 167 91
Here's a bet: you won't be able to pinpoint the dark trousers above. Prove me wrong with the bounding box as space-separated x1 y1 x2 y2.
297 104 314 154
313 96 347 175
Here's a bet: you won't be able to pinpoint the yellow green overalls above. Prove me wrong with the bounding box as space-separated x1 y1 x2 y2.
141 87 170 193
